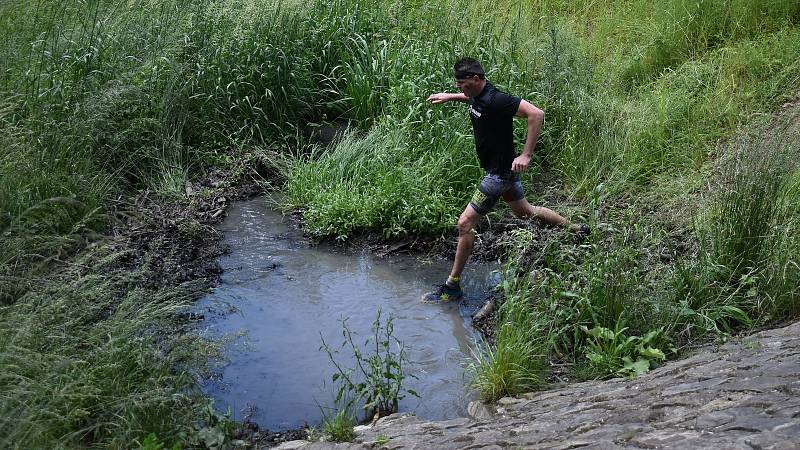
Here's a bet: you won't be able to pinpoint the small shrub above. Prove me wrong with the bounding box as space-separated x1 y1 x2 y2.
320 311 418 420
579 325 667 379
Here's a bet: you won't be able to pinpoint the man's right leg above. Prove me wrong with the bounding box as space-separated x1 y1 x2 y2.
450 205 483 281
422 204 483 303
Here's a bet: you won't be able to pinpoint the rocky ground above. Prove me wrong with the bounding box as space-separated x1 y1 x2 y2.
275 320 800 449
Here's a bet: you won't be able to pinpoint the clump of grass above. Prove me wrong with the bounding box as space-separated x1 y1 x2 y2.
322 409 356 443
676 117 800 331
287 122 475 238
468 320 547 402
0 242 225 448
472 220 678 387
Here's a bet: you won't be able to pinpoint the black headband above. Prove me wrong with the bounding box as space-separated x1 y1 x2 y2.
454 70 484 80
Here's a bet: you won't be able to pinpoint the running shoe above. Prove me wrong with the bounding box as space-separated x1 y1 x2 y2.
421 283 464 303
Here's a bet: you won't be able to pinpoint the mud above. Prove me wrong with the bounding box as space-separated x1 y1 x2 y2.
99 153 320 446
105 150 604 447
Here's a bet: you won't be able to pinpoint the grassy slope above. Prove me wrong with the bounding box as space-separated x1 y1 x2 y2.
1 0 799 443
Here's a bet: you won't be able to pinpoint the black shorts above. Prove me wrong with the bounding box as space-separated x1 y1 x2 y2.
468 173 524 215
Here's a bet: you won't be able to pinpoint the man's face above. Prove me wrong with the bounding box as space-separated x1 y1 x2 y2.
455 75 483 98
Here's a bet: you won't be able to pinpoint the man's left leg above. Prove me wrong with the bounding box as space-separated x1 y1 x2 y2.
506 198 583 232
502 178 588 235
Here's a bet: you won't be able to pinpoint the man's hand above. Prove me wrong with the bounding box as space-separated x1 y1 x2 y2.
512 154 531 173
427 92 468 104
427 93 450 104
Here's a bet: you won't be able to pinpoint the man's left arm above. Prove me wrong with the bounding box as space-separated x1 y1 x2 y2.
512 100 544 173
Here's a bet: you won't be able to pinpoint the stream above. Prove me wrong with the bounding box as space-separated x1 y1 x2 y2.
196 197 498 430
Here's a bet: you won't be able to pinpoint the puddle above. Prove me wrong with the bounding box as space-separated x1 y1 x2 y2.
196 197 498 430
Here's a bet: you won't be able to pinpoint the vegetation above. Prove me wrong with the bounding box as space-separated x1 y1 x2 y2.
0 223 236 448
1 0 799 445
320 312 418 421
321 409 356 443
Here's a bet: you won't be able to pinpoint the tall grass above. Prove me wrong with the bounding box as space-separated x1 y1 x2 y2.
286 121 476 238
2 0 799 438
676 117 800 331
622 0 800 85
0 242 224 448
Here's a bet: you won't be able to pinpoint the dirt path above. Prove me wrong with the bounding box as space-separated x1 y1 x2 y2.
277 320 800 449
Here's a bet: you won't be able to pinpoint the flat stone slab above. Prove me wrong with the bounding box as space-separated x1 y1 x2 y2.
275 321 800 449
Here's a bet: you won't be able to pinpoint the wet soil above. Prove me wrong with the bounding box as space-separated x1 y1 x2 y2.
99 153 318 446
108 151 646 446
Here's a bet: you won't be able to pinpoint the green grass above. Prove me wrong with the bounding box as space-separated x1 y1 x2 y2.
675 116 800 331
0 239 228 448
468 291 548 401
286 122 476 238
2 0 800 440
322 409 356 442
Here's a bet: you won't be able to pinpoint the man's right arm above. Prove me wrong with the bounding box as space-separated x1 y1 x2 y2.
427 92 469 104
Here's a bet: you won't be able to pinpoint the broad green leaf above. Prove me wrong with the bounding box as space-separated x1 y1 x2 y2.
639 346 665 361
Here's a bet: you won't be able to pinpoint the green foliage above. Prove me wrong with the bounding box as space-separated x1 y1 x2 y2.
513 226 664 355
622 0 800 85
322 408 356 443
287 123 474 238
0 241 226 448
140 433 182 450
468 326 547 402
580 325 667 379
320 311 419 420
676 118 800 331
473 219 678 392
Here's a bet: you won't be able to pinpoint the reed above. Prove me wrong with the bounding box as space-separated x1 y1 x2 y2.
2 0 799 441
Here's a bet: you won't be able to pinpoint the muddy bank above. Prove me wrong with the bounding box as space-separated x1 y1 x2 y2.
98 155 320 445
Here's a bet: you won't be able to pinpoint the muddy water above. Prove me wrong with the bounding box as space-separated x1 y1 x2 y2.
197 197 497 430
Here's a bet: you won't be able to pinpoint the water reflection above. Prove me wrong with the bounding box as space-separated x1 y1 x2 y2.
196 197 496 430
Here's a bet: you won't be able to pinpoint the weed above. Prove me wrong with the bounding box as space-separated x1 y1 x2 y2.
580 325 667 379
139 433 181 450
322 408 356 443
320 311 418 421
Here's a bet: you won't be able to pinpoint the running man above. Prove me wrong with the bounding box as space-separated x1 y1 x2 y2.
423 57 588 302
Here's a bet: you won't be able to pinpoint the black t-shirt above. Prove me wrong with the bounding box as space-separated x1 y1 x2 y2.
468 81 522 174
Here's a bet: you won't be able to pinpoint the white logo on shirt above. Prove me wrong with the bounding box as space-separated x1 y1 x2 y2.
468 105 482 118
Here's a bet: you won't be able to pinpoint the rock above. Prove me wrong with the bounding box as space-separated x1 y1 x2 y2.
330 321 800 450
467 401 494 420
274 440 310 449
472 298 496 322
